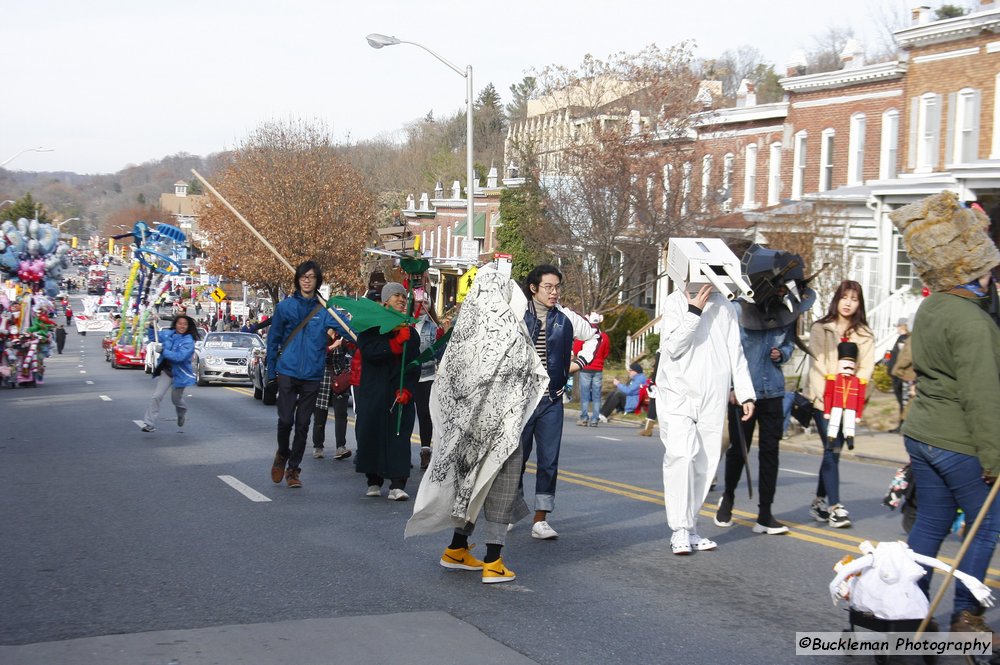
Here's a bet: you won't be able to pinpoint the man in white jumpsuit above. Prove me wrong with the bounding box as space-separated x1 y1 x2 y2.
657 284 755 554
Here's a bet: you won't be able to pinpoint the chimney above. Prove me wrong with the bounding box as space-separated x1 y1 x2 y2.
434 181 443 199
419 193 429 211
736 79 756 108
507 162 520 179
451 180 461 199
911 5 932 25
405 194 414 210
785 50 808 78
840 38 865 70
487 165 498 188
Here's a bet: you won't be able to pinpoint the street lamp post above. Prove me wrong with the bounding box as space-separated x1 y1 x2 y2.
1 146 54 169
55 217 80 231
366 33 476 250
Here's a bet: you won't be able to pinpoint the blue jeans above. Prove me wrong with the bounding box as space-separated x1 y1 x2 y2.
782 392 794 432
578 370 602 423
905 436 1000 620
812 407 844 505
520 396 564 512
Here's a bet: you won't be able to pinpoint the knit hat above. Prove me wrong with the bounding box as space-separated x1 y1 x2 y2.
381 282 407 303
889 191 1000 292
588 312 603 325
629 362 643 373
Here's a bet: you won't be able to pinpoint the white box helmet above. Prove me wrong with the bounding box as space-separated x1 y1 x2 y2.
666 237 754 301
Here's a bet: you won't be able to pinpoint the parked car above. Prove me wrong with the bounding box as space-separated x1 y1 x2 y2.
194 332 263 386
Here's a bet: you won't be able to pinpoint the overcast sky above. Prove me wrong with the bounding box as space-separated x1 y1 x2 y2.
3 0 931 175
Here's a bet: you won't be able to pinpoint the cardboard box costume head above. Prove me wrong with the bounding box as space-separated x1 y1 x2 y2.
737 244 817 330
666 238 753 301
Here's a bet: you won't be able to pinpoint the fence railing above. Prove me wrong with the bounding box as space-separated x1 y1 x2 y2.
868 286 919 360
625 315 661 365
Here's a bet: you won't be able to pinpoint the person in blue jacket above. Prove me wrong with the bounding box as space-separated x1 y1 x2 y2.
141 314 199 432
266 260 350 489
598 363 647 421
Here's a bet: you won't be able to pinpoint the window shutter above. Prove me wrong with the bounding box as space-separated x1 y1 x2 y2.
945 92 957 166
969 89 982 162
929 94 943 169
908 97 919 170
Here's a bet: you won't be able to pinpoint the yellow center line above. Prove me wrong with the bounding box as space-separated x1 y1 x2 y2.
528 462 1000 586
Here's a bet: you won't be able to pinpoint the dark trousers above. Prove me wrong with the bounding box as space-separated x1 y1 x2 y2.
276 375 319 470
723 396 783 514
367 473 406 490
312 393 349 449
519 396 564 512
600 391 627 417
414 380 433 448
812 406 845 505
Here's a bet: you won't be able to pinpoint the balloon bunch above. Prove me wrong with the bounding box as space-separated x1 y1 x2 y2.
0 293 56 387
0 218 71 296
113 221 186 343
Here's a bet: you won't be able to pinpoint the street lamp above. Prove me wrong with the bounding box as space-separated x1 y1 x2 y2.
55 217 80 231
1 146 54 168
366 33 476 248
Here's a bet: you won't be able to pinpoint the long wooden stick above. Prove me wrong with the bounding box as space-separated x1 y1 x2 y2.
915 473 1000 640
191 168 357 342
191 169 294 274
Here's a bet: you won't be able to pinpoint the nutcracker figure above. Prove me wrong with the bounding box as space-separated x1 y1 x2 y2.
823 340 866 450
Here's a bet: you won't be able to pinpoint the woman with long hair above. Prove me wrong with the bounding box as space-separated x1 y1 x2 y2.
141 314 199 432
805 280 875 528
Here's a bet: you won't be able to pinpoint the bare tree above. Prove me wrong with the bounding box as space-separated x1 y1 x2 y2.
198 119 376 301
506 44 718 316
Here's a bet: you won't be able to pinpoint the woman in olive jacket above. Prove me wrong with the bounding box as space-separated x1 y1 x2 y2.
805 280 874 529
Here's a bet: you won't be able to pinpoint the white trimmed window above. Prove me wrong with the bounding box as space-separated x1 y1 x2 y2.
951 88 980 164
767 142 782 205
791 131 807 200
743 143 758 208
847 113 866 185
819 128 835 192
993 74 1000 159
662 163 673 214
700 154 712 211
879 110 899 179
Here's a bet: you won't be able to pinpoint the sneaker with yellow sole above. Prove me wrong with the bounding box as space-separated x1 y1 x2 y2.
440 546 484 571
482 557 516 584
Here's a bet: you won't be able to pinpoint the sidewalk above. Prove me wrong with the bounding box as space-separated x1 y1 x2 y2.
779 427 909 467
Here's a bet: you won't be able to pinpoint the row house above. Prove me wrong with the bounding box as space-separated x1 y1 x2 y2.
398 168 503 309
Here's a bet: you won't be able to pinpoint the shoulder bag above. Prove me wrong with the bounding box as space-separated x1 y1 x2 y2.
789 351 814 428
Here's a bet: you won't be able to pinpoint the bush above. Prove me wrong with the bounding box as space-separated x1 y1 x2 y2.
603 306 652 361
871 362 893 393
645 333 659 356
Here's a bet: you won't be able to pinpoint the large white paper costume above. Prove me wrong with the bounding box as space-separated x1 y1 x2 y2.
405 265 549 538
657 289 754 535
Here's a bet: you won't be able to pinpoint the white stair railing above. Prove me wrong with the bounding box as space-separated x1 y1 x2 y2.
868 286 918 360
625 315 661 365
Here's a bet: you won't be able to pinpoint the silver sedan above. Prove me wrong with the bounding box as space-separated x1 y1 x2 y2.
194 332 264 386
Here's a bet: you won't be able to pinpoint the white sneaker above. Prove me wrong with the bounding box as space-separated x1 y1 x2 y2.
531 520 559 540
829 504 852 528
365 485 381 497
387 488 410 501
313 448 324 459
688 531 718 551
670 528 692 555
598 414 608 423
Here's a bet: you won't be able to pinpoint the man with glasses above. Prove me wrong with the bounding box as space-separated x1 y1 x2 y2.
519 264 598 539
267 260 350 489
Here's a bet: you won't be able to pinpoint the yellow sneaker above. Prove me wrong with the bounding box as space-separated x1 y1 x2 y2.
481 557 516 584
440 546 484 571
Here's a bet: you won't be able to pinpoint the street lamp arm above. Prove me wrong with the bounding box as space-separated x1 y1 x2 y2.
1 146 54 168
398 40 466 78
366 33 466 78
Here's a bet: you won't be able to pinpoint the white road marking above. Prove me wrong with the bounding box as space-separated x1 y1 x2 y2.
78 365 84 367
85 380 94 385
218 475 271 502
79 370 86 374
595 436 621 442
99 395 112 401
779 467 819 477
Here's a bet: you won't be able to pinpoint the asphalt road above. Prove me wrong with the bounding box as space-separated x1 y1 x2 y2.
1 309 995 665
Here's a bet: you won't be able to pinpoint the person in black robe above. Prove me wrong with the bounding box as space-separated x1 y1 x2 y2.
354 282 421 501
55 325 67 354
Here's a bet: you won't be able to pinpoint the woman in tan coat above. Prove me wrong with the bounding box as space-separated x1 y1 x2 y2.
805 280 875 528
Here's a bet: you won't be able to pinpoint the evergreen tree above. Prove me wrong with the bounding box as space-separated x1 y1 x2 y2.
505 76 537 123
0 193 51 223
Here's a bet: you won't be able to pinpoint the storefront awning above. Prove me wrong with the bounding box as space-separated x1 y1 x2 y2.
454 212 487 239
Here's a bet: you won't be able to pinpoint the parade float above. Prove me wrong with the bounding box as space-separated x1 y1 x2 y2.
0 218 71 387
